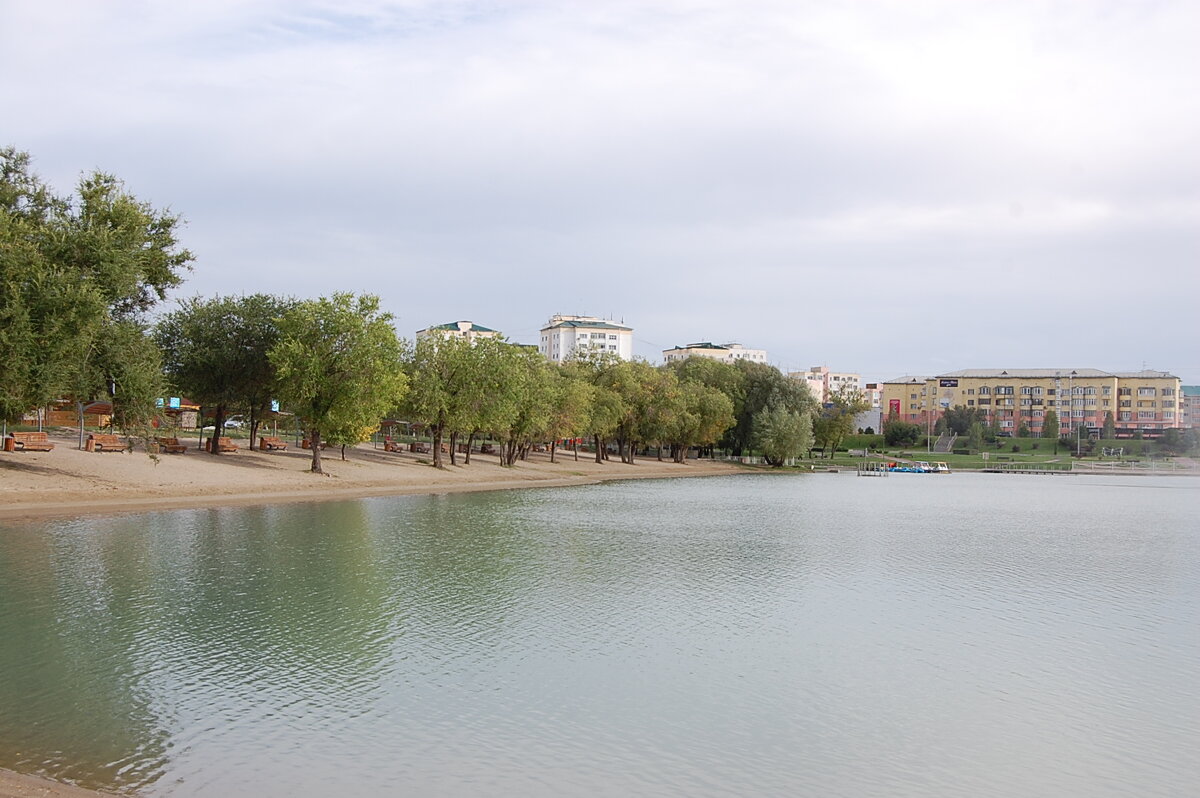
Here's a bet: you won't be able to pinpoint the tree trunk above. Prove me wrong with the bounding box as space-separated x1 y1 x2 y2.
594 435 603 464
449 431 459 466
550 440 557 464
249 408 259 450
340 443 347 461
210 405 228 455
465 432 475 465
574 439 579 462
77 401 86 450
657 445 664 462
310 428 323 473
432 424 445 468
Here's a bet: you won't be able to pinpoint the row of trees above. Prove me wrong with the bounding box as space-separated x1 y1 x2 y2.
153 292 844 473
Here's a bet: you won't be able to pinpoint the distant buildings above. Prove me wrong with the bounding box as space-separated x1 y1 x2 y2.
1182 386 1200 429
416 320 502 344
881 368 1184 438
661 342 768 365
539 315 633 363
789 366 861 404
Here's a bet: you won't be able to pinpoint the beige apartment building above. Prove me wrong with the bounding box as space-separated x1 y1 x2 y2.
789 366 861 404
881 368 1183 438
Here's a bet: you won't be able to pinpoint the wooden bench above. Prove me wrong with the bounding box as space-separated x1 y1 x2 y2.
87 433 126 452
383 439 403 453
8 431 55 452
410 442 430 453
259 436 288 451
155 437 187 454
300 438 328 450
211 436 239 453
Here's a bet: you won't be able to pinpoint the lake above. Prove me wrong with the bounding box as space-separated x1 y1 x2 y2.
1 472 1197 797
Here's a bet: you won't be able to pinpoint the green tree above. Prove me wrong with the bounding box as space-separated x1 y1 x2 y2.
400 334 477 469
1042 409 1059 452
1 148 192 426
941 405 984 436
156 294 293 452
667 380 735 462
883 418 921 447
1102 410 1116 439
752 405 813 466
812 385 870 456
270 294 407 474
967 421 984 452
728 361 815 455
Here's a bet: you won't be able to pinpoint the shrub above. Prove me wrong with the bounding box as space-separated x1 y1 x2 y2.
1011 444 1021 453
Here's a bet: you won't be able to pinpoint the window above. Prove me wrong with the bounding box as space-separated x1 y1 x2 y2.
1102 386 1112 396
1084 387 1096 396
1020 386 1032 395
979 386 991 395
1164 411 1175 419
1163 388 1175 397
1033 387 1043 396
1138 387 1155 397
910 394 917 400
1119 387 1131 396
1001 420 1014 428
1163 400 1175 408
1138 411 1155 419
996 386 1013 395
608 345 616 351
978 398 991 405
1073 410 1084 418
967 399 975 406
967 388 975 395
1120 411 1131 421
1120 400 1132 408
608 334 617 340
1020 399 1031 406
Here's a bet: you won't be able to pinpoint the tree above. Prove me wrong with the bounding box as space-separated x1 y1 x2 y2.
752 405 812 466
1042 410 1059 452
1102 410 1116 439
1 148 192 426
967 421 984 453
727 361 815 455
270 294 407 474
812 385 869 456
883 418 920 447
156 294 293 452
667 380 735 462
941 405 984 436
401 334 477 469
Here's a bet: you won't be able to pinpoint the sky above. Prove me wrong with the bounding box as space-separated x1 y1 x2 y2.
4 0 1198 383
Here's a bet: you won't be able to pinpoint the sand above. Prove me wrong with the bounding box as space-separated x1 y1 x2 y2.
0 769 117 798
0 432 742 523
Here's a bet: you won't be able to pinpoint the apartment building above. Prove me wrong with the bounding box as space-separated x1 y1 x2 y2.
1182 386 1200 429
416 320 502 344
539 315 633 363
881 368 1183 438
661 342 768 365
789 366 861 404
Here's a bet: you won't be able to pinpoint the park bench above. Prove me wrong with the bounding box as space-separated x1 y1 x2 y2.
383 439 403 453
87 433 126 452
155 437 187 454
300 438 328 450
7 431 55 452
210 437 239 453
259 436 288 451
410 441 431 453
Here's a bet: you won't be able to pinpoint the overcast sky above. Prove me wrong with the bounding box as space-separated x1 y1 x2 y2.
5 0 1197 382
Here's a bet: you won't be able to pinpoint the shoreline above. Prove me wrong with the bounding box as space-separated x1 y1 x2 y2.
0 435 745 524
0 768 114 798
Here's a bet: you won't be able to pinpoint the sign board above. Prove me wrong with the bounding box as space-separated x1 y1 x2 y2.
168 397 181 409
271 400 280 413
939 379 959 387
155 398 164 408
889 399 901 415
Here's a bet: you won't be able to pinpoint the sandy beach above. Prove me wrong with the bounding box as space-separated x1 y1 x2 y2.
0 432 744 524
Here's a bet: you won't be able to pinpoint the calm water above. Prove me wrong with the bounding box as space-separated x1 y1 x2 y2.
1 473 1197 797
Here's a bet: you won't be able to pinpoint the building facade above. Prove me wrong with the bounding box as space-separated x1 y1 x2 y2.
539 315 633 363
789 366 861 404
416 320 502 344
881 369 1184 438
1182 386 1200 429
661 342 768 365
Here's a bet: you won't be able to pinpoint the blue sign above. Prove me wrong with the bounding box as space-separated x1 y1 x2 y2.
271 400 280 413
168 397 181 409
156 398 164 408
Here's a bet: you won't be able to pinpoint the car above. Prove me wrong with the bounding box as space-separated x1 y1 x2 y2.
224 417 244 429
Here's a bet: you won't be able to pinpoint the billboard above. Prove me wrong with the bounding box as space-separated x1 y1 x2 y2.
889 399 901 415
939 379 959 388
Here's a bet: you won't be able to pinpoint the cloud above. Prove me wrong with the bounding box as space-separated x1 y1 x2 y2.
4 0 1198 380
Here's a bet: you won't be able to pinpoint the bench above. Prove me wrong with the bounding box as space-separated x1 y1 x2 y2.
7 431 55 452
383 439 403 453
155 437 187 454
300 438 328 450
410 442 430 453
211 436 239 453
259 436 288 451
87 433 126 452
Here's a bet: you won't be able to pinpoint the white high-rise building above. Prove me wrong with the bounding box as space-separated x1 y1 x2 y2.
539 315 633 363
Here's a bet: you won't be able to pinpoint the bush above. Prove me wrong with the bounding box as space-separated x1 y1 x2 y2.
1011 444 1021 453
883 420 921 447
952 448 970 455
